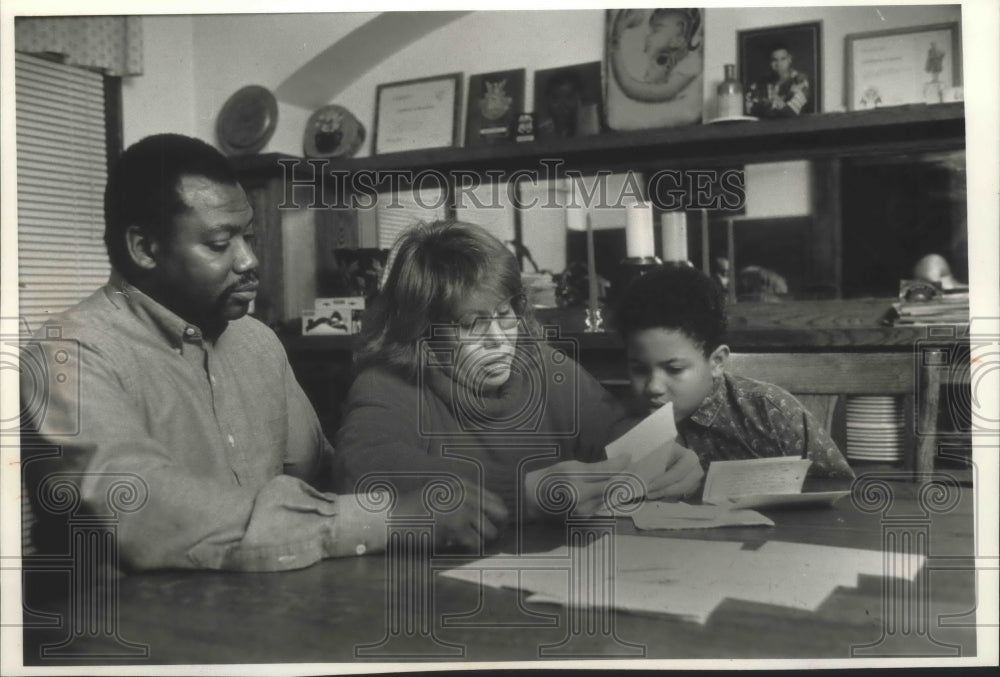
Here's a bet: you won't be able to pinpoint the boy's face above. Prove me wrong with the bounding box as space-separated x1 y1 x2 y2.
625 328 728 421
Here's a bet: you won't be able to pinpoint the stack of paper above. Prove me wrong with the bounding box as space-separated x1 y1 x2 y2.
438 535 926 625
890 284 969 325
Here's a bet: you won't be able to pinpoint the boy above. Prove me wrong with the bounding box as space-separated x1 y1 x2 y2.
613 265 855 481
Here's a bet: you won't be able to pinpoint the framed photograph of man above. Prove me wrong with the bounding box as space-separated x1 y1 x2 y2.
533 61 603 139
739 21 822 119
465 68 525 147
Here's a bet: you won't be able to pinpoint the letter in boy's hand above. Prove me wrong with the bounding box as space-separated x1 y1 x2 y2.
604 402 702 500
645 441 704 501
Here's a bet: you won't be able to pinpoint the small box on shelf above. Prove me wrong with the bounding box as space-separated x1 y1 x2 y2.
302 297 365 336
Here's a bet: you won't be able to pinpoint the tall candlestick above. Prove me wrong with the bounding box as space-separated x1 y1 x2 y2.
625 201 655 259
585 212 602 331
661 212 688 262
726 217 737 304
700 209 710 275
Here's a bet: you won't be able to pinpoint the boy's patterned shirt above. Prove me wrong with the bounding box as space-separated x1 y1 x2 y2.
676 372 856 479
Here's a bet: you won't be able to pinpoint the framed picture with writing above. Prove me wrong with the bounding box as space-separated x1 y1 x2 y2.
845 23 961 110
373 72 462 155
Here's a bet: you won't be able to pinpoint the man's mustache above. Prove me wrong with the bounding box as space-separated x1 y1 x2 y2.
228 272 259 294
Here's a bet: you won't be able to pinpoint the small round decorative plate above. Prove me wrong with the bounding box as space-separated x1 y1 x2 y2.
216 85 278 156
304 105 365 158
706 114 759 124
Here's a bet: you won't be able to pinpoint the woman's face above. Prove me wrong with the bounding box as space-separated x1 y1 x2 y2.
448 289 520 391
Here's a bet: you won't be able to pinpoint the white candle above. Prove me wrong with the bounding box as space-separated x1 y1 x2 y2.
565 205 588 232
625 201 655 258
661 212 688 262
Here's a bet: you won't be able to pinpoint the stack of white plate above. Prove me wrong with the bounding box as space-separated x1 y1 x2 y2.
845 395 905 463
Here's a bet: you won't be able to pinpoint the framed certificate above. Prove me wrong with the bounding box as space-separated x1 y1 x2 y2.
845 23 961 111
373 72 462 155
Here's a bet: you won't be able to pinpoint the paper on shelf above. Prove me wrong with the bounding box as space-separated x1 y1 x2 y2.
630 501 775 530
702 457 811 504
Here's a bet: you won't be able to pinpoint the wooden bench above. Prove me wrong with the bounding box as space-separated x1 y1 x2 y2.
726 351 942 475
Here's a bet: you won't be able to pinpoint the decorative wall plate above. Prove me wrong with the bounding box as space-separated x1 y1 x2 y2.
216 85 278 156
304 105 366 158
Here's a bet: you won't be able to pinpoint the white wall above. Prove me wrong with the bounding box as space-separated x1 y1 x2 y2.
122 15 197 146
333 9 604 158
189 12 375 153
122 6 964 153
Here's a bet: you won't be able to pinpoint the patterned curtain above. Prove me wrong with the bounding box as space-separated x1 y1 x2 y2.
15 16 143 76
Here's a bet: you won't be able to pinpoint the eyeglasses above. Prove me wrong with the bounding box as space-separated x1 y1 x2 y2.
454 294 526 338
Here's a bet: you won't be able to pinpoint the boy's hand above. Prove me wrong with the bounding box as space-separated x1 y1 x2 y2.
646 441 704 501
524 456 631 519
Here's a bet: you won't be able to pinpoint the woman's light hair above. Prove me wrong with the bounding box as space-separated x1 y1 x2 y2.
354 220 539 381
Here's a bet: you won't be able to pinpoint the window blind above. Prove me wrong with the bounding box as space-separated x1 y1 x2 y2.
15 52 110 333
376 186 448 250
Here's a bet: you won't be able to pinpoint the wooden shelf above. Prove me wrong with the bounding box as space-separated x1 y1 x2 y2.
234 103 965 182
277 297 970 353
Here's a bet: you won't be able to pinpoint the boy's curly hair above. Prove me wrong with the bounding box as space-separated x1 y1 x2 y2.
613 265 727 356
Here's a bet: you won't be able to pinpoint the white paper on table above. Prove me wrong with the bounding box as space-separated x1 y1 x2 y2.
602 534 841 613
525 578 726 625
630 501 775 530
754 540 926 583
612 538 843 612
595 534 745 579
720 490 850 510
604 402 678 492
437 546 572 596
702 457 812 503
531 535 740 623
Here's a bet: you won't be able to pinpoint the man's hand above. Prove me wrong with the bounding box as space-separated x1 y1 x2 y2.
645 441 704 501
393 483 508 551
524 456 631 519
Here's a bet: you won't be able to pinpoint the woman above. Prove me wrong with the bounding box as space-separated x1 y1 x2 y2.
334 221 701 525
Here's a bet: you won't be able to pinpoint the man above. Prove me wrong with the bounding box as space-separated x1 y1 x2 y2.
745 43 810 118
21 134 506 571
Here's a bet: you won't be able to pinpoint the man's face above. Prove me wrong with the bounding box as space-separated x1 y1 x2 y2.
625 327 727 421
770 48 792 78
148 175 258 329
547 82 582 125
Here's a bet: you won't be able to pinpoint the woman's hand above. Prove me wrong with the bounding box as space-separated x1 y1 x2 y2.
645 441 704 501
394 483 509 551
524 456 631 519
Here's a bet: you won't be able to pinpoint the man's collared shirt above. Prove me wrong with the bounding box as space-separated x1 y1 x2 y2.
21 273 383 571
677 372 855 479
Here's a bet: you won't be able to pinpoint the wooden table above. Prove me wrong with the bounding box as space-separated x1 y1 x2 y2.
22 478 979 664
